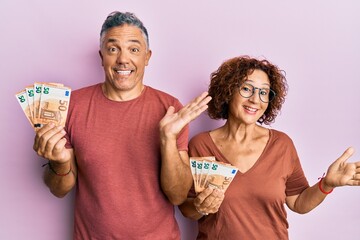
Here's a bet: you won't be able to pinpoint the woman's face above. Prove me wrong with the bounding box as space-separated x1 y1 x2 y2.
228 69 270 125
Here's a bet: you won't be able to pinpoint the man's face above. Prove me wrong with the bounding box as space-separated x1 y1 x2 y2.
99 24 151 98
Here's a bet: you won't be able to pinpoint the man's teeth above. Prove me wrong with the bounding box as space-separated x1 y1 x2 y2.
244 106 257 112
117 70 131 75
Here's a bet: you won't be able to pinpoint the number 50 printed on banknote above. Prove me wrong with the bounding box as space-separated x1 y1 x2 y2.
190 156 238 193
15 82 71 130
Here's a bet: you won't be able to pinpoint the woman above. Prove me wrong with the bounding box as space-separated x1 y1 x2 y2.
179 56 360 239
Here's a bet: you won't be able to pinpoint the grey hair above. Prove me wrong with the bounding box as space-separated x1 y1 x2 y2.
100 11 149 49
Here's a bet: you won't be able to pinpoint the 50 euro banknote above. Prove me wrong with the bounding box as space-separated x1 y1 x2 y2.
15 82 71 130
190 156 238 193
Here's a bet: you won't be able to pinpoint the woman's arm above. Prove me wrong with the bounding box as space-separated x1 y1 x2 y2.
287 147 360 214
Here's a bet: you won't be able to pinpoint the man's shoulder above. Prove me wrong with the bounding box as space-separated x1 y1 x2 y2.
71 83 101 98
145 85 177 99
72 83 100 94
144 86 182 107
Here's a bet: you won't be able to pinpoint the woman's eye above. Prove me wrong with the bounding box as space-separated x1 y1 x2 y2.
260 89 270 96
260 89 269 96
242 87 251 92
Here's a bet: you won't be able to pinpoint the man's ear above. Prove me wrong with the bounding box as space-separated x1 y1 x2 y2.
99 50 104 66
145 49 152 66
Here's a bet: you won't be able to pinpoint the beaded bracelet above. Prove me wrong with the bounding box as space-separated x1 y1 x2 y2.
42 161 72 176
318 177 333 194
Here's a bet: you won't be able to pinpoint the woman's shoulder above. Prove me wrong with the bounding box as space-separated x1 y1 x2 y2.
189 131 211 144
269 128 294 145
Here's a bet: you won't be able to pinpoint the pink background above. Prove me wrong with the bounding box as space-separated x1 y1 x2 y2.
1 1 359 239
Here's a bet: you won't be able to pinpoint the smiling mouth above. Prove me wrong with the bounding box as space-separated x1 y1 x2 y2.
116 70 132 75
244 106 257 113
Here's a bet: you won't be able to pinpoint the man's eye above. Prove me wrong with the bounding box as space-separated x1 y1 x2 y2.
109 47 118 53
131 48 140 53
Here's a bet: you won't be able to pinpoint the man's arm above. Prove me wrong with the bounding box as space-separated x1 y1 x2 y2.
159 92 211 205
160 146 192 205
34 123 77 198
43 151 77 198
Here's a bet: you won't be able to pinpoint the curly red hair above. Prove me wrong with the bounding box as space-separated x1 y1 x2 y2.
207 56 288 125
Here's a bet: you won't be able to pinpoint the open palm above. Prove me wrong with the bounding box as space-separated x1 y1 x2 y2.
159 92 211 139
324 147 360 188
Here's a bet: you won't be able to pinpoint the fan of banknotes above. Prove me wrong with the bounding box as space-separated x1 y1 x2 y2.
15 82 71 130
190 156 238 193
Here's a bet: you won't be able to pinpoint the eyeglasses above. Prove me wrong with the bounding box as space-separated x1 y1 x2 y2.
238 83 276 103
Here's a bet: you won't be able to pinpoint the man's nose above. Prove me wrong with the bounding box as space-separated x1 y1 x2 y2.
116 50 130 64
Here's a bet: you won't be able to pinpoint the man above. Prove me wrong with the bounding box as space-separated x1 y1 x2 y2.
33 11 210 239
